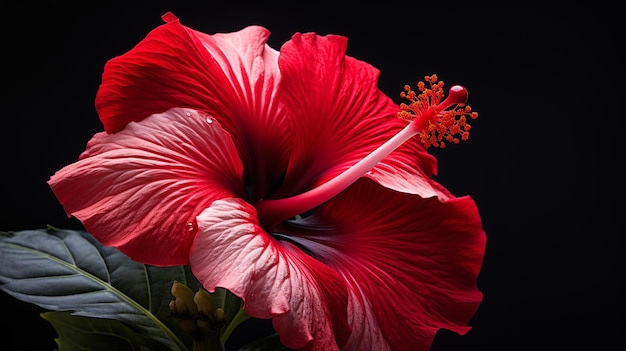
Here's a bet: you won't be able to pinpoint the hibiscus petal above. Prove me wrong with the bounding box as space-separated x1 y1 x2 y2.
277 179 485 351
96 14 289 198
48 108 244 265
191 198 351 350
275 32 438 197
365 143 443 198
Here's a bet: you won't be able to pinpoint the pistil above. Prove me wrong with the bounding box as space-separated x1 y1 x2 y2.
255 75 477 231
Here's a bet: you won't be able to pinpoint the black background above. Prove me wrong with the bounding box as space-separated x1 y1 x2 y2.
1 2 621 350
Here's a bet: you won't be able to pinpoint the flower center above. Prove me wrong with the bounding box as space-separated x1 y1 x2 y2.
255 74 478 231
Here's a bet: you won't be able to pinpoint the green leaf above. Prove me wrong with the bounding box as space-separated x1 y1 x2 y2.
0 227 198 351
42 311 170 351
237 334 290 351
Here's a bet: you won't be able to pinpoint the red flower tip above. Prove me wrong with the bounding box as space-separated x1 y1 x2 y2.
443 84 469 108
161 11 179 23
397 74 478 148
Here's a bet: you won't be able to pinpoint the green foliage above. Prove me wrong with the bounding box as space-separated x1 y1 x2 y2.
41 311 171 351
0 227 279 351
0 227 200 351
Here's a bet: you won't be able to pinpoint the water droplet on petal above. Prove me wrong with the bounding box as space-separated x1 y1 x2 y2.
206 117 213 124
187 221 197 232
186 112 191 117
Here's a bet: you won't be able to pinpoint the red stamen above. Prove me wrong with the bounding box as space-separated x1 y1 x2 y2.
256 74 478 231
398 75 477 148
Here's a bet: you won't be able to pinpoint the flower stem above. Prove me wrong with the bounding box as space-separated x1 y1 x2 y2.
220 307 250 343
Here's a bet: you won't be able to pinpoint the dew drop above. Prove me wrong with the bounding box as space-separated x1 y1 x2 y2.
206 117 213 124
186 221 197 232
186 112 191 117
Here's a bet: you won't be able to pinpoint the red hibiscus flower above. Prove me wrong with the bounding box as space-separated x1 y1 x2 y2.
48 12 486 351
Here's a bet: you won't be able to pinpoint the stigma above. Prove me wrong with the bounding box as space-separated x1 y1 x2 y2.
397 74 478 148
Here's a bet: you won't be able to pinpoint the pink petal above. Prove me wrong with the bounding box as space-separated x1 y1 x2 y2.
277 179 485 351
48 108 244 265
96 14 289 198
275 32 438 198
190 198 351 350
366 143 443 198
